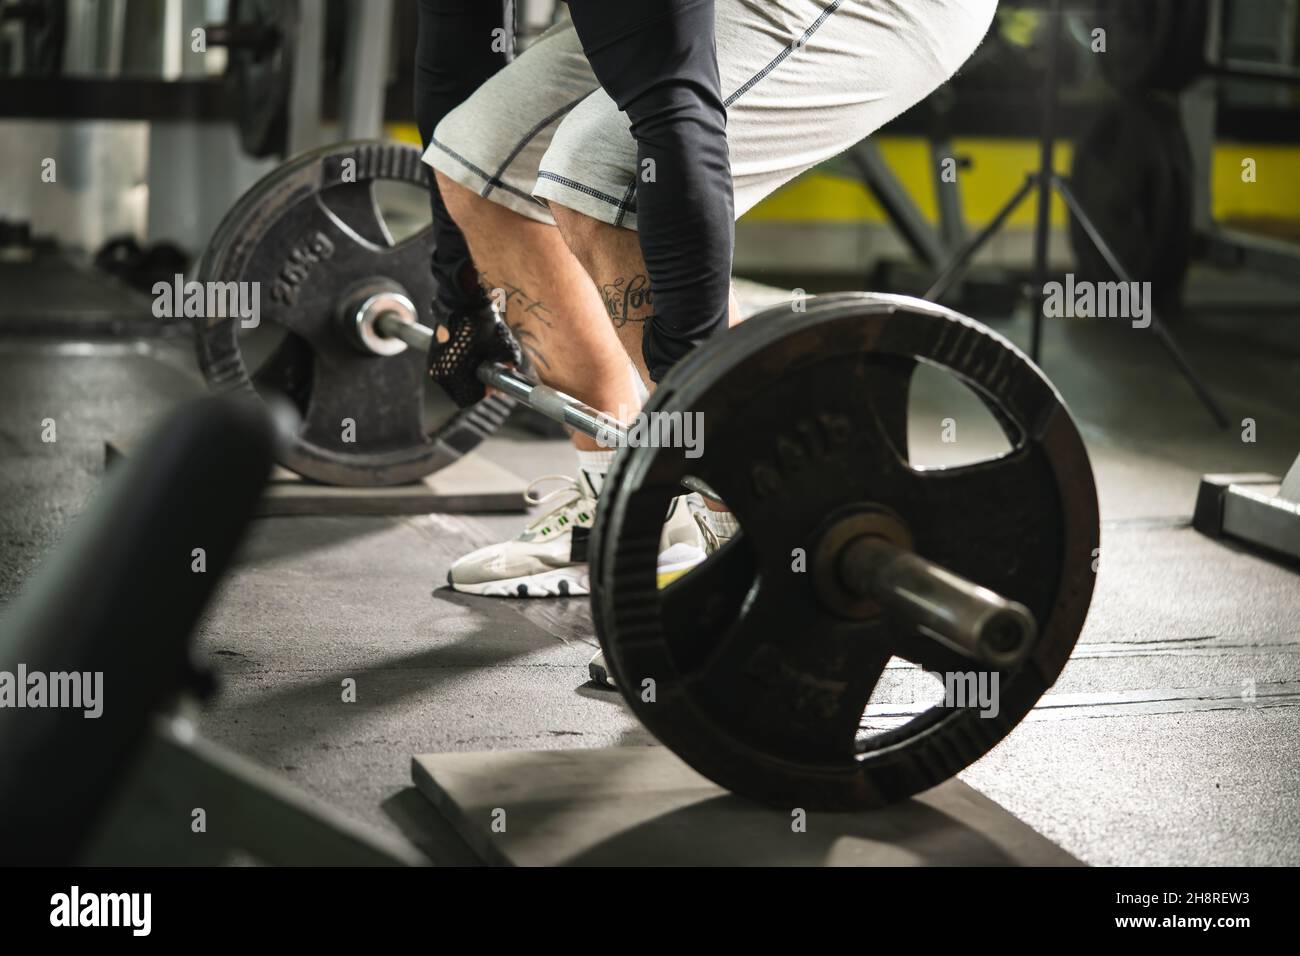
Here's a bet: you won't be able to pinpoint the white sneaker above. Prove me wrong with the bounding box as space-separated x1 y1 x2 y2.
692 508 735 556
656 495 708 587
448 477 707 598
588 507 737 688
448 474 598 597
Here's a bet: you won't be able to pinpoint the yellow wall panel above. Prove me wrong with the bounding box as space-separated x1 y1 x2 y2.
1211 143 1300 220
744 137 1073 227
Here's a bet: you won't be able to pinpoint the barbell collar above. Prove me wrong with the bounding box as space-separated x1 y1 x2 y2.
346 287 416 357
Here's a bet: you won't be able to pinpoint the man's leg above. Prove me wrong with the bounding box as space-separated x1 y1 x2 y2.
419 18 693 600
550 203 741 528
431 174 706 600
564 0 735 385
434 173 641 451
549 204 742 390
421 16 645 449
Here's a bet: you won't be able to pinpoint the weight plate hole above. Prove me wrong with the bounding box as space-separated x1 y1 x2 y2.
857 657 948 741
371 180 435 246
906 362 1017 469
655 500 758 678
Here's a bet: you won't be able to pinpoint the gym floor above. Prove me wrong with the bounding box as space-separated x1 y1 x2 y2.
1 262 1296 867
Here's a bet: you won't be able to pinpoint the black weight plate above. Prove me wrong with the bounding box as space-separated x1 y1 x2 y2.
1068 99 1193 307
1097 0 1208 93
590 293 1099 809
195 140 511 486
227 0 294 158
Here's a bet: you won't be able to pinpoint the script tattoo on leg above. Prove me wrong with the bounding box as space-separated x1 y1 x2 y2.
481 274 554 372
602 274 652 329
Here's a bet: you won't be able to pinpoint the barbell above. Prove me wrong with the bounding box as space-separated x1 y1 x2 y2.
364 297 1038 672
195 140 1100 809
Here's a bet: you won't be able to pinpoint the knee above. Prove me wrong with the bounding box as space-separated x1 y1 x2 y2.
434 169 488 232
549 203 608 271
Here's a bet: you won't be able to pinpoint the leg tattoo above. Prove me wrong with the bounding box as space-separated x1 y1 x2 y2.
481 273 555 372
601 274 653 330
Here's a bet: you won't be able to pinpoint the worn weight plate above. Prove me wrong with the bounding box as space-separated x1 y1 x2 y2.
195 140 511 486
590 293 1099 810
1068 99 1193 308
1097 0 1208 93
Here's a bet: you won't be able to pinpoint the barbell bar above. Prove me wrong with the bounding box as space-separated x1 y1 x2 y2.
368 307 1036 669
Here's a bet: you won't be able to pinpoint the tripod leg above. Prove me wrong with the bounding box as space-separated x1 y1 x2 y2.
925 173 1037 302
1056 175 1230 428
849 141 948 270
1028 1 1066 363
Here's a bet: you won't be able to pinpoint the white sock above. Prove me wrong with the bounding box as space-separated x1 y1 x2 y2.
704 509 740 538
576 449 617 497
628 362 650 404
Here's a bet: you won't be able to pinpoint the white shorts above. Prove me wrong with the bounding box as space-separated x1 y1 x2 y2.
425 0 997 230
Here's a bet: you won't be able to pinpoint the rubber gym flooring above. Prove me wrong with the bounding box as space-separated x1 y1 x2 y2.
1 265 1297 866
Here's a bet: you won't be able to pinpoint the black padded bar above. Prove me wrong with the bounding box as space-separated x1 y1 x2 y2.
0 397 275 864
